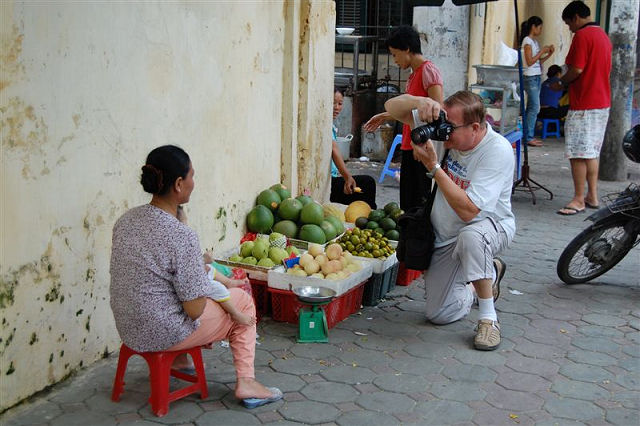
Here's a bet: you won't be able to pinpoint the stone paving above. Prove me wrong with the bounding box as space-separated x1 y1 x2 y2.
3 138 639 425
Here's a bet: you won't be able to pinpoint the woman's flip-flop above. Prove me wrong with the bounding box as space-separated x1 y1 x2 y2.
585 201 600 209
243 387 283 409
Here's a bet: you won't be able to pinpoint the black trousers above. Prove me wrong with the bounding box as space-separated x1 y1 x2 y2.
538 105 569 120
400 150 432 211
330 175 377 209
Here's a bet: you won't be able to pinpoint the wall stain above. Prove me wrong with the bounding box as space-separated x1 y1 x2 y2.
0 25 26 91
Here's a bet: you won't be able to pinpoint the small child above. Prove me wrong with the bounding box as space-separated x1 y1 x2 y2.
178 205 255 326
202 251 256 326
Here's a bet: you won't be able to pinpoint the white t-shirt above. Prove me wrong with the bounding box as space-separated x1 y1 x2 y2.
431 126 516 247
522 36 541 77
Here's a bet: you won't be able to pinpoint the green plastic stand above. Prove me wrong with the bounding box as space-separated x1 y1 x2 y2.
297 303 329 343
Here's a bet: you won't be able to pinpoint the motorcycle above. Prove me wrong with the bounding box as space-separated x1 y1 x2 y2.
557 125 640 284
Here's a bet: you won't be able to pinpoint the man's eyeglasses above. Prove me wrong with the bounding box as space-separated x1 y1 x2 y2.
451 123 475 132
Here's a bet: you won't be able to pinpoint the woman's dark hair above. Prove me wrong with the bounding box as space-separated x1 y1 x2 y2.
386 25 422 54
562 1 590 21
140 145 190 195
334 86 344 96
519 16 543 45
547 64 562 78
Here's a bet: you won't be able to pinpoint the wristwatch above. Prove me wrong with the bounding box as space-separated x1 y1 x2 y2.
426 163 441 178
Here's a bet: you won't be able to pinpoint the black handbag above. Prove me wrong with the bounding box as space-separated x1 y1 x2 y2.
396 150 448 270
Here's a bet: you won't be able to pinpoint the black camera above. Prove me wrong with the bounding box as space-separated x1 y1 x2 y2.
410 111 454 143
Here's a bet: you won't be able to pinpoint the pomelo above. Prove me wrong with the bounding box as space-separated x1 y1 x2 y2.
246 205 274 233
298 224 327 244
256 189 281 212
320 220 338 241
296 195 313 206
324 215 344 235
278 198 303 222
272 220 298 239
270 183 291 201
300 202 324 226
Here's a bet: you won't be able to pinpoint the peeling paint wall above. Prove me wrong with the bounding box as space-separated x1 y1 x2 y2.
295 1 335 202
0 1 334 410
414 5 469 96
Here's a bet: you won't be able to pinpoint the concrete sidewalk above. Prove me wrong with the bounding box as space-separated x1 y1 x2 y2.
3 138 639 425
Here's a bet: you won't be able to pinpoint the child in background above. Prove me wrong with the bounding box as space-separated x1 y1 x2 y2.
538 65 569 120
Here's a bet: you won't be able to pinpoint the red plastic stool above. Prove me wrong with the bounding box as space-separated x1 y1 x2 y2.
111 343 208 417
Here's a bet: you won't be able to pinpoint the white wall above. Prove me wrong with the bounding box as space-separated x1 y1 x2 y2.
0 0 335 410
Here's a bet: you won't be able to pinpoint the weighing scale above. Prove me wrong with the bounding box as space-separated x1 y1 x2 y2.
291 286 336 343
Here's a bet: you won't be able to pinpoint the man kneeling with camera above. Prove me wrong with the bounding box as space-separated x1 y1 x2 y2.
386 91 515 350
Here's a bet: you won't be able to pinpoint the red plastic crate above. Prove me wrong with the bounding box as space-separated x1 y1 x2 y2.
396 262 422 286
249 278 270 322
268 281 365 329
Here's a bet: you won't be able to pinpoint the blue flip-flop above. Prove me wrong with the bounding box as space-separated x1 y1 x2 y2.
242 387 283 409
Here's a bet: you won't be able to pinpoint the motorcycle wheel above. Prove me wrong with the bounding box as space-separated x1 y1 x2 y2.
557 216 637 284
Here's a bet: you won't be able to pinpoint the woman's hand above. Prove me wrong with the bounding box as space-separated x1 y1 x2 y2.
203 250 214 265
343 175 357 195
363 112 390 132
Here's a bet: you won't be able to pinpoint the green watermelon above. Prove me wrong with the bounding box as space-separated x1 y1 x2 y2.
246 205 274 233
300 202 324 225
256 189 281 212
298 224 327 244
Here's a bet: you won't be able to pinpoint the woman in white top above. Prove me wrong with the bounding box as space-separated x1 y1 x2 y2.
520 16 554 147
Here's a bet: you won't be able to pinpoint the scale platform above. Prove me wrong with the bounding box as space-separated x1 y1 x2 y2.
291 286 336 344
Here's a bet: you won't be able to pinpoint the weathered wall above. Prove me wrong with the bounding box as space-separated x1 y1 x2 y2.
0 0 334 410
414 4 470 95
296 1 336 201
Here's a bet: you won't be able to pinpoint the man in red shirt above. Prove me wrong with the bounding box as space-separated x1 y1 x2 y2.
553 1 612 215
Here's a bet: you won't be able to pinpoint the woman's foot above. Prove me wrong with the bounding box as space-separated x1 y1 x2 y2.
171 354 194 370
527 139 543 147
235 377 278 400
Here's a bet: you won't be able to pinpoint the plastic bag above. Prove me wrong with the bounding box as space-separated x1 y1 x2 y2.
496 41 518 66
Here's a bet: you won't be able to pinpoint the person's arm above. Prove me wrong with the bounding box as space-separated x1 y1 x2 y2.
363 111 392 132
332 140 356 194
550 65 583 91
384 94 442 127
523 42 550 67
539 45 555 64
182 297 207 320
213 271 250 289
427 85 444 105
410 140 480 222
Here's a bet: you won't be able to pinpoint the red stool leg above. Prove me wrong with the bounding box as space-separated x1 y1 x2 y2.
190 347 208 399
111 344 133 402
145 352 171 417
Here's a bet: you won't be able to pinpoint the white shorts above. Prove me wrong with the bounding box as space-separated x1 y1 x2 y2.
423 218 510 325
564 108 610 159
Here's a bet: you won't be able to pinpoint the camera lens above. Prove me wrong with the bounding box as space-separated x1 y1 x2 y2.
411 125 433 144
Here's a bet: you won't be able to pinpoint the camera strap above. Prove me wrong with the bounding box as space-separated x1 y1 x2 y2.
426 149 450 212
